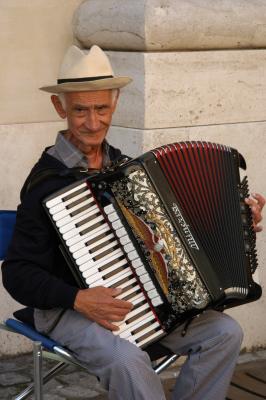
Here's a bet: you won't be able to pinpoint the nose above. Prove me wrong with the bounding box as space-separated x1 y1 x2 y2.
84 110 101 132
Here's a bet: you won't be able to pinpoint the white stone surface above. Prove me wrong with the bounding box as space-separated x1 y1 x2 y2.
0 122 64 210
109 49 266 129
0 121 63 355
73 0 266 51
0 0 83 125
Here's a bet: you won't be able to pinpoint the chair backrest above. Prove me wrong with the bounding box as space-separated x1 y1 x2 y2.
0 210 16 260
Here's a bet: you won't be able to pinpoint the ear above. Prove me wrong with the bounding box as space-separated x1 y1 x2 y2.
51 95 67 119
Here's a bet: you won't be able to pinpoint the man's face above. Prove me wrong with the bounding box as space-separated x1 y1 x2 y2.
53 90 118 151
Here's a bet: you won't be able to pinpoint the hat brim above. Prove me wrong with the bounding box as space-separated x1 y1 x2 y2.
40 76 132 94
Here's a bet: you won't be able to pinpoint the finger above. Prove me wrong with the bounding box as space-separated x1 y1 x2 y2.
244 198 263 224
245 197 258 207
252 193 266 210
253 211 262 225
112 298 133 310
101 305 131 319
108 313 126 322
97 319 120 331
254 224 263 233
103 287 123 297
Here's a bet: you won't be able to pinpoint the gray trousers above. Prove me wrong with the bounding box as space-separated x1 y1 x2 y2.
34 308 243 400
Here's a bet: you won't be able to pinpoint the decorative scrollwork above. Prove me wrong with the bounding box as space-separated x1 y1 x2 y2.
111 167 210 315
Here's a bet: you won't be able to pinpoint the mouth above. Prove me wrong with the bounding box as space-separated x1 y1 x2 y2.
79 131 99 136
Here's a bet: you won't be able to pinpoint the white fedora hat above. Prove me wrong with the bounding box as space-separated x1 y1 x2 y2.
40 45 132 93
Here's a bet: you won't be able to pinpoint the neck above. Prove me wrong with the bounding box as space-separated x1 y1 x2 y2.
85 147 103 169
65 131 104 169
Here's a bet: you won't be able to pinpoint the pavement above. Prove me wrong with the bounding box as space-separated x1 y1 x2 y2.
0 350 266 399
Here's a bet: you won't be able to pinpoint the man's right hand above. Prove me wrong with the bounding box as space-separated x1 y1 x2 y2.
73 286 133 331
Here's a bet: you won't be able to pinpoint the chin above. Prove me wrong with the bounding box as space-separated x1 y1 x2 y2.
83 138 104 147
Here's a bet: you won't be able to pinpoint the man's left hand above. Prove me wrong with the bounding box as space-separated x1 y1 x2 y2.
245 193 265 232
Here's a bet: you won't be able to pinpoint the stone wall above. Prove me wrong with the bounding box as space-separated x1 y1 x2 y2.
0 0 266 355
0 0 83 356
74 0 266 351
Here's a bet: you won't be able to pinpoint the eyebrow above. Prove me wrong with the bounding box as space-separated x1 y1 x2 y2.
72 103 110 109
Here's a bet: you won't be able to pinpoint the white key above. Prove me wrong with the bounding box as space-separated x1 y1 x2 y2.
112 220 123 230
124 243 135 253
84 268 126 286
72 232 115 259
117 303 150 325
130 320 161 342
132 295 148 309
68 224 111 251
79 248 124 272
147 289 159 299
115 311 155 340
116 277 137 290
119 235 131 246
136 329 165 348
132 258 143 268
103 204 115 215
116 312 155 337
127 250 139 261
116 285 140 300
139 273 150 284
129 292 146 306
59 205 99 234
49 189 92 215
76 240 120 266
116 227 127 238
117 312 155 337
63 215 105 240
52 197 94 223
56 207 91 228
151 296 163 306
99 268 133 287
135 266 146 277
88 268 133 287
46 182 87 208
143 281 155 291
82 258 128 280
107 211 119 223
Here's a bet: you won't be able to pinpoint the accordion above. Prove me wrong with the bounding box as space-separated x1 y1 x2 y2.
43 141 262 348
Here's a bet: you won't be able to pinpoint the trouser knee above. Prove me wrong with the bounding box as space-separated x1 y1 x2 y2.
113 340 151 372
216 313 244 350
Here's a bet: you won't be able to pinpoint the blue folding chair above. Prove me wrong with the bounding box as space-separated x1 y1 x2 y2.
0 210 179 399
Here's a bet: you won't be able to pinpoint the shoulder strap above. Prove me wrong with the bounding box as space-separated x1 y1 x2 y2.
22 167 86 197
23 154 131 196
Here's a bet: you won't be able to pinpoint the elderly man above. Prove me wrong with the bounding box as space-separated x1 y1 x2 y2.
2 45 265 400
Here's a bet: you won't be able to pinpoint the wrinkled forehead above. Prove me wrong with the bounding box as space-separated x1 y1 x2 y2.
63 89 114 105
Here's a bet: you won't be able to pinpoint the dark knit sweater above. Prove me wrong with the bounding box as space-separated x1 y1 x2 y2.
1 145 124 310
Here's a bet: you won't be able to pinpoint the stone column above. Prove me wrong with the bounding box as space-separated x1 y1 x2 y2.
73 0 266 350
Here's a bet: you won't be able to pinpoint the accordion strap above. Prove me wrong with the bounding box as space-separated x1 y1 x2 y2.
23 155 130 196
23 167 87 196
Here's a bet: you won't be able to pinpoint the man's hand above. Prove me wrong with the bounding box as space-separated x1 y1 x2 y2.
73 286 133 331
245 193 265 232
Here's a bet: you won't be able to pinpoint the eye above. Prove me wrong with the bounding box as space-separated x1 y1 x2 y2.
96 105 109 114
73 107 86 116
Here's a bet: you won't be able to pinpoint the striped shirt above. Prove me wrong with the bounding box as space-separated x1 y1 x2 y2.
47 131 111 169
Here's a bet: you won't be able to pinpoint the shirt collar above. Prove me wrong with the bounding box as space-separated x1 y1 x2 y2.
47 131 111 169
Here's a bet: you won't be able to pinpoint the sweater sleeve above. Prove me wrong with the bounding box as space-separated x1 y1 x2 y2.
1 184 79 310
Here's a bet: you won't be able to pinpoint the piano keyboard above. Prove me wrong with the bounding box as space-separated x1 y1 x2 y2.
45 180 165 348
